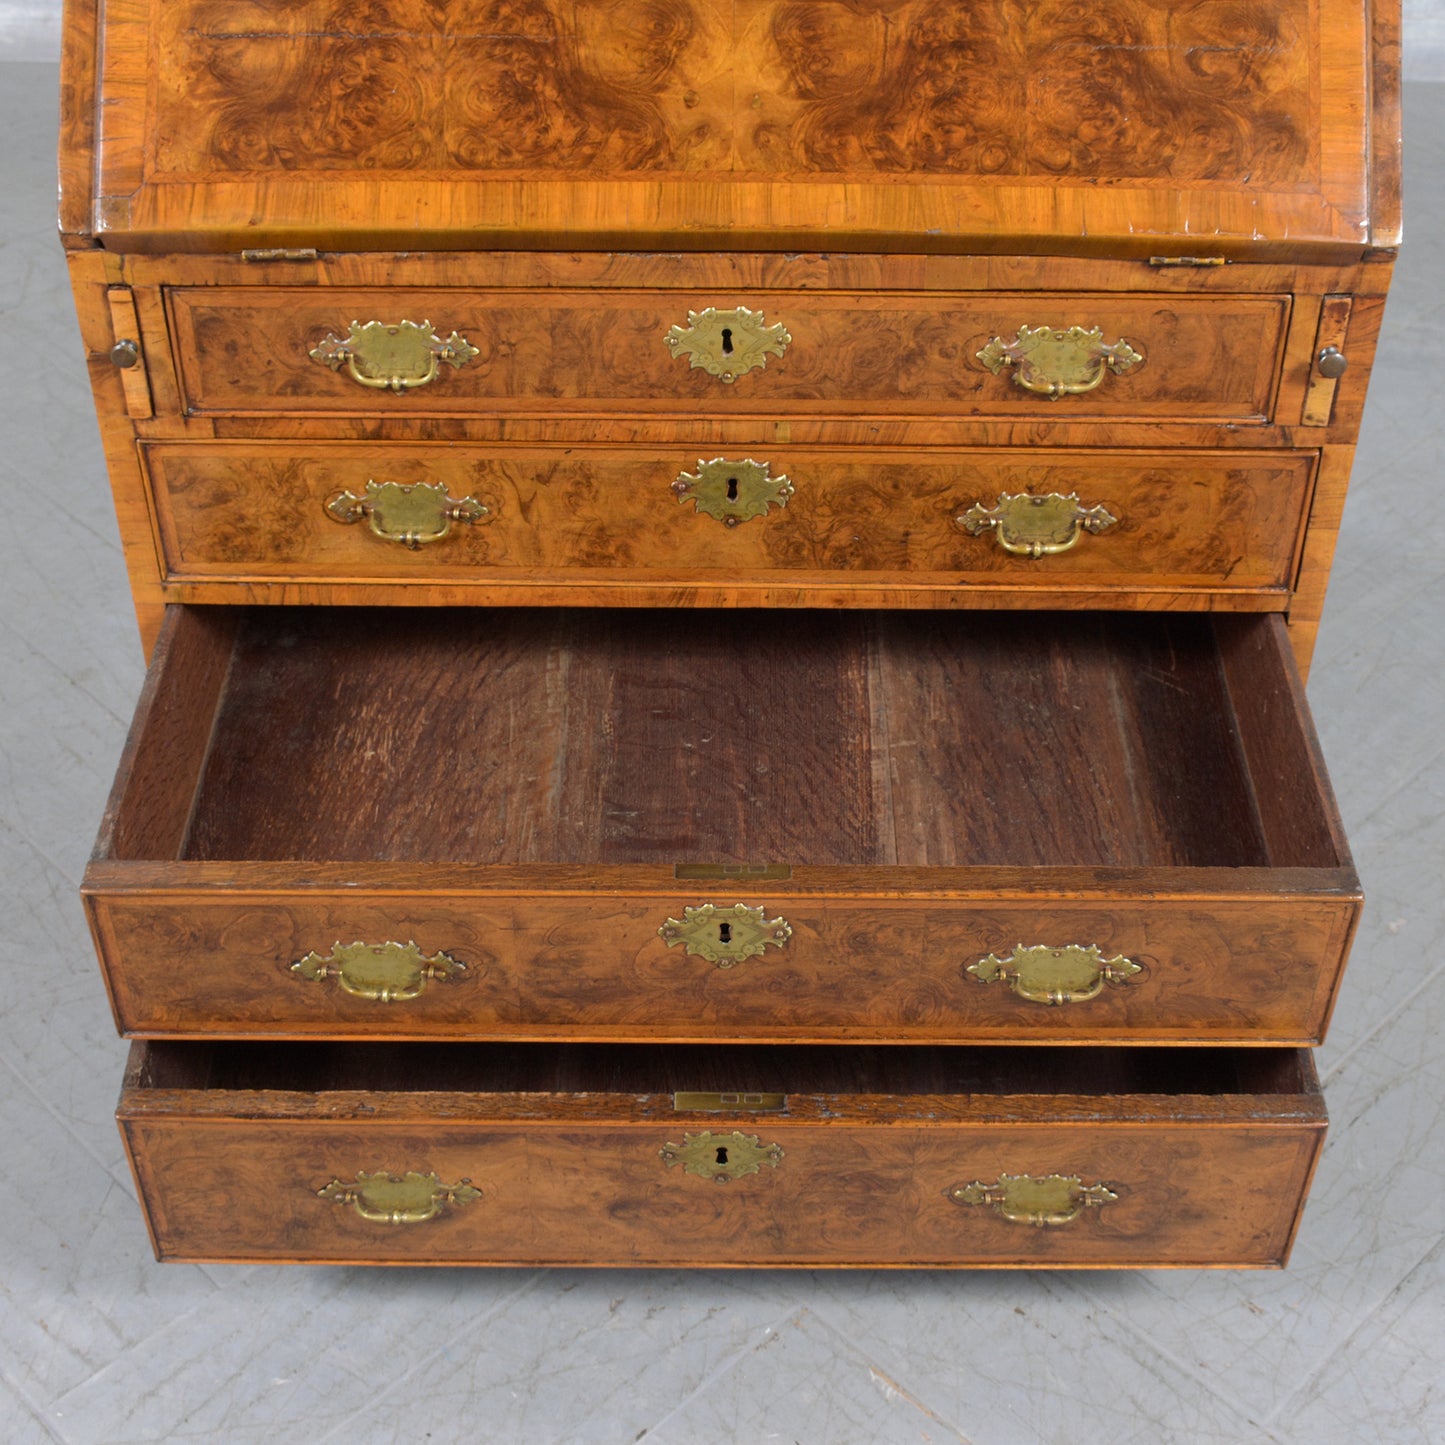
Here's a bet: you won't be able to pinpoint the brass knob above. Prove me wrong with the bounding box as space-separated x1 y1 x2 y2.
1317 345 1348 379
109 339 140 369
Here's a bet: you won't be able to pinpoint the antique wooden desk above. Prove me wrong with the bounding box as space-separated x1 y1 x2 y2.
62 0 1399 1266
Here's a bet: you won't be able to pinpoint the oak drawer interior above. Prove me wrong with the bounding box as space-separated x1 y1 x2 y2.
132 1037 1320 1103
102 607 1345 873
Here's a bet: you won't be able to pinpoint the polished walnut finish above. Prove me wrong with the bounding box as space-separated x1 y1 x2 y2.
61 0 1400 1268
83 607 1357 1046
85 0 1382 259
141 442 1316 602
64 248 1392 665
119 1042 1326 1268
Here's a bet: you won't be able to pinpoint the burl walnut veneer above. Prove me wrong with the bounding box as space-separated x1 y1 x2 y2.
61 0 1400 1267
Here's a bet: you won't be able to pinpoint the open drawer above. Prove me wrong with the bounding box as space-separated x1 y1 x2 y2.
118 1040 1326 1268
84 607 1359 1045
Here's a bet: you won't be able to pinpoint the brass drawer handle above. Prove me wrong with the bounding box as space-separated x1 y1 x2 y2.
291 940 468 1002
977 325 1143 398
318 1170 481 1224
660 1131 784 1183
309 319 480 393
673 458 794 526
957 492 1117 558
966 944 1143 1005
948 1174 1119 1227
324 479 491 549
664 305 791 383
658 903 792 968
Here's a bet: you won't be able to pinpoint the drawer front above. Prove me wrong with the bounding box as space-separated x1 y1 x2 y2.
145 442 1314 596
167 289 1289 421
121 1114 1322 1268
88 893 1355 1045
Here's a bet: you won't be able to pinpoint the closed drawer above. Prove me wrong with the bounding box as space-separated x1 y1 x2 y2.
118 1041 1326 1268
167 289 1289 422
85 606 1358 1046
144 441 1315 603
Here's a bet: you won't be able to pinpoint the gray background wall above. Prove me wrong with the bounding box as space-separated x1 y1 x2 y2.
3 0 1445 75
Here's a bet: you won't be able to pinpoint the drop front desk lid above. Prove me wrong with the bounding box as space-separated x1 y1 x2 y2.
62 0 1398 258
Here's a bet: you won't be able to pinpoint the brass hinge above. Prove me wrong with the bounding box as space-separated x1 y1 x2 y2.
673 1092 787 1112
241 247 319 262
1147 255 1228 268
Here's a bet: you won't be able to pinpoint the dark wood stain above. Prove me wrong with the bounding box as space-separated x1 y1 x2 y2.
181 608 1268 868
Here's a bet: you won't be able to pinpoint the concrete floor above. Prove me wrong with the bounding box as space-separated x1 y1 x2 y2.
1 60 1442 1445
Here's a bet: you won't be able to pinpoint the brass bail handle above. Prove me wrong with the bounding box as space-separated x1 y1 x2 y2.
309 319 481 393
948 1173 1119 1227
317 1170 482 1224
324 480 490 549
291 940 469 1002
966 943 1143 1005
957 492 1117 558
976 325 1144 399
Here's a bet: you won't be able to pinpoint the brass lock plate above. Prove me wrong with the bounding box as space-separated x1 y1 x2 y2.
659 1130 784 1182
658 903 792 968
663 306 791 383
672 458 794 526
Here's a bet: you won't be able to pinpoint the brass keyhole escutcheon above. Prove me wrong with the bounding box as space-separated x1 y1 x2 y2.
660 1131 783 1183
673 458 794 527
658 903 792 968
664 306 791 383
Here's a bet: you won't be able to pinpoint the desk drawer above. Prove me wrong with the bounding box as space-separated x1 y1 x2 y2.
85 607 1358 1045
167 289 1289 422
118 1041 1325 1268
144 442 1315 603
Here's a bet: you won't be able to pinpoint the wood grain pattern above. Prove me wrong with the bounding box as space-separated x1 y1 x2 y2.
141 442 1315 598
78 0 1384 257
166 287 1289 423
118 1041 1326 1266
89 893 1357 1046
81 608 1359 1043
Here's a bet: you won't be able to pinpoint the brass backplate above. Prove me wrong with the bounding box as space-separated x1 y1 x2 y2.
309 319 480 393
291 940 468 1002
966 943 1142 1005
948 1173 1119 1227
672 458 794 526
976 325 1143 398
658 902 792 968
659 1130 784 1182
663 306 791 383
325 479 490 548
957 492 1117 558
317 1170 482 1225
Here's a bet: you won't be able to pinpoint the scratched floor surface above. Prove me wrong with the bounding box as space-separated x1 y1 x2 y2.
0 61 1441 1445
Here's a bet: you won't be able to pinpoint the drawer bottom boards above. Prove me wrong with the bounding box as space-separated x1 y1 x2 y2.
120 1042 1325 1268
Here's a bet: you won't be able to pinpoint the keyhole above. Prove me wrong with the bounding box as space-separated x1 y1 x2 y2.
715 1146 729 1166
718 922 732 944
726 476 739 501
720 327 734 355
